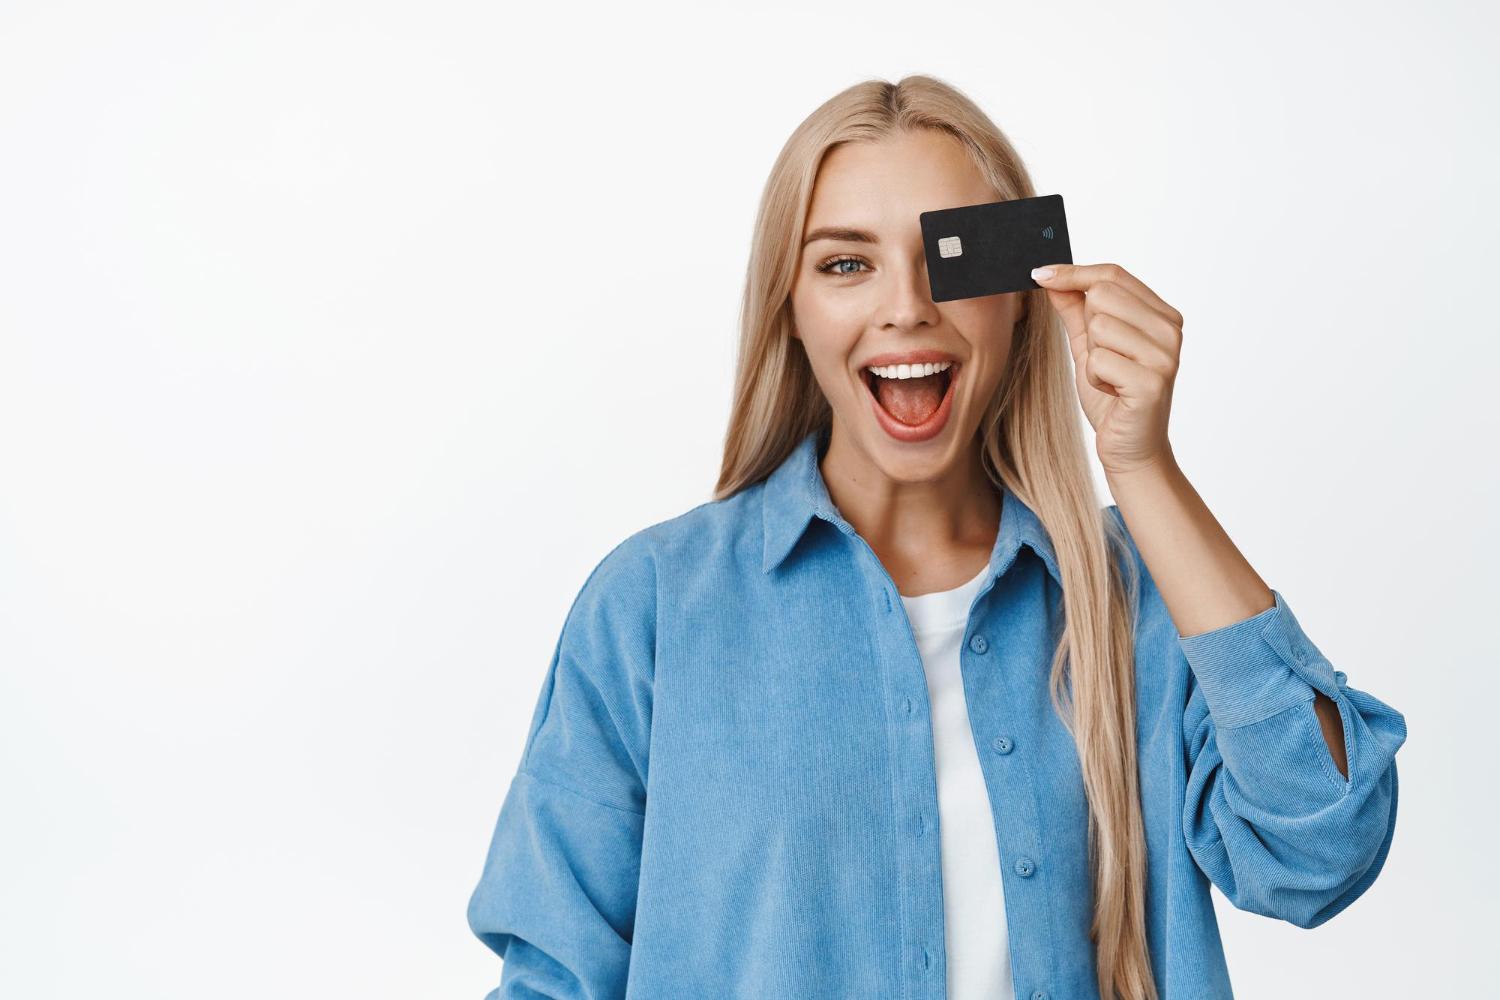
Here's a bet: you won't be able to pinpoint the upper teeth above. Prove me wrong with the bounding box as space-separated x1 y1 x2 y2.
865 361 954 380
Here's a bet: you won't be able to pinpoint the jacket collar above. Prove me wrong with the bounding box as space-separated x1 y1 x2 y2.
760 425 1062 586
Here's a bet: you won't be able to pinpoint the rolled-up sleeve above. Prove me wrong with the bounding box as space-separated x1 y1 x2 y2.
466 534 657 998
1178 589 1408 928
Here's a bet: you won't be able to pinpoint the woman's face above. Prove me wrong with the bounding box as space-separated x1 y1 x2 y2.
789 128 1024 481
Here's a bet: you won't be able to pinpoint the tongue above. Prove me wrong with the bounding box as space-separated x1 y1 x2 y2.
875 372 946 425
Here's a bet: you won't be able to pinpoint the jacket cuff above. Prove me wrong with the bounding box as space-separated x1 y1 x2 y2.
1176 589 1345 729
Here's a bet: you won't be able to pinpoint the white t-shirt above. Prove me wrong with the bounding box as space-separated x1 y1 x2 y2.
899 565 1013 1000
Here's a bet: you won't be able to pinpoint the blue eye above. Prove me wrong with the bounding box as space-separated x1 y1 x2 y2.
814 255 870 276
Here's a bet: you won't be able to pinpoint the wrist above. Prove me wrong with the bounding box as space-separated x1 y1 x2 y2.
1104 448 1182 488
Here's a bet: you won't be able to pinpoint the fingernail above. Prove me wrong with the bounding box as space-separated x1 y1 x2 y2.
1031 267 1054 281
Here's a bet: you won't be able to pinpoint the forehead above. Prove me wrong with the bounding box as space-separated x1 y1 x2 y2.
804 129 998 233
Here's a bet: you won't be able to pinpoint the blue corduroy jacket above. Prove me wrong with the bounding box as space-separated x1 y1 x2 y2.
467 425 1407 999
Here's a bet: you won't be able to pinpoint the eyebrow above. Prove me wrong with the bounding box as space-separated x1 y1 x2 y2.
802 226 880 248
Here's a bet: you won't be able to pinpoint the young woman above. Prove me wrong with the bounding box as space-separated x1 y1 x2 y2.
466 75 1407 1000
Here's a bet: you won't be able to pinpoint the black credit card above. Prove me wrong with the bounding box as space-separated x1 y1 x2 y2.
919 194 1072 302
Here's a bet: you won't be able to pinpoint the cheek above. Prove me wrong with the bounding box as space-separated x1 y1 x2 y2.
952 302 1022 365
950 296 1022 331
791 293 861 359
793 287 854 331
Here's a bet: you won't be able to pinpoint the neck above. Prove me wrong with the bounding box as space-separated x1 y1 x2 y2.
819 421 1001 593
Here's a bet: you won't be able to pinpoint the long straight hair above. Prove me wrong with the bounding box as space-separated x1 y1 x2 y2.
711 75 1154 1000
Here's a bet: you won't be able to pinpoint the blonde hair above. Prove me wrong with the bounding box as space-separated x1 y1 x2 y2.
712 74 1154 1000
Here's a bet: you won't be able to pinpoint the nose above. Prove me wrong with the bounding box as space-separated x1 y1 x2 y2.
877 251 940 331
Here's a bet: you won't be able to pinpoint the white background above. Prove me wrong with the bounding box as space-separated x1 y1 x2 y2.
3 2 1496 997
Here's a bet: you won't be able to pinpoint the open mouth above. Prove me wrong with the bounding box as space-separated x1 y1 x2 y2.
863 363 956 425
861 361 961 443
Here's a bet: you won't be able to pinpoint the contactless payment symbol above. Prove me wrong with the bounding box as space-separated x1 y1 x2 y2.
937 235 963 258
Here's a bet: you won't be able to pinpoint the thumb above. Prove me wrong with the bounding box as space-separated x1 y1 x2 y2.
1032 264 1086 333
1030 262 1081 288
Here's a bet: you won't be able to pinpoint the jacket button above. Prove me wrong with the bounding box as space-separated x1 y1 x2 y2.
1014 856 1036 878
991 735 1013 754
1032 991 1050 1000
968 633 989 654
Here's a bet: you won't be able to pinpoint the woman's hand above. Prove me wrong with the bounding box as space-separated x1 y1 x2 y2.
1030 262 1184 478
